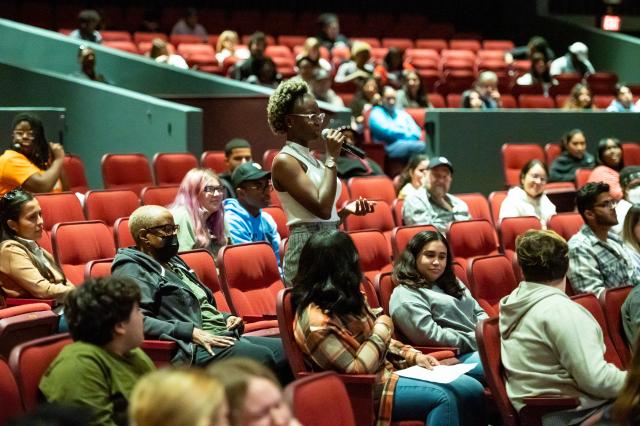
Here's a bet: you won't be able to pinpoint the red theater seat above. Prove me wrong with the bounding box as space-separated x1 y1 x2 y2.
518 95 555 109
9 334 72 410
0 304 58 360
600 286 633 368
35 192 85 232
348 176 397 204
52 221 116 285
84 189 140 229
391 224 438 259
101 153 153 196
501 144 545 187
141 185 180 207
544 143 562 165
468 255 517 316
348 230 393 284
62 154 89 193
499 216 542 260
0 358 23 424
547 213 584 241
476 317 579 426
200 150 227 173
153 152 199 185
448 220 500 271
218 242 282 334
263 206 289 239
456 193 493 223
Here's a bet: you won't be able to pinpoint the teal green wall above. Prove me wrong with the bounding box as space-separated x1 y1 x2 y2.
0 63 202 189
427 110 640 195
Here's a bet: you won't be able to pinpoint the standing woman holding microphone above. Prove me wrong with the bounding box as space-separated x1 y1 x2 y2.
267 78 374 284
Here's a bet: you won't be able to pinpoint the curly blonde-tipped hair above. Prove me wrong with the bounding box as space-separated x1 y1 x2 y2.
516 229 568 283
266 78 311 135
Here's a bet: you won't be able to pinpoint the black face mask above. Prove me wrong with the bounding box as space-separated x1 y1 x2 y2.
154 234 179 262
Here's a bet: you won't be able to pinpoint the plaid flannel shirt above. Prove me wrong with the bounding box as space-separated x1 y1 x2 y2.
294 303 420 426
568 224 640 297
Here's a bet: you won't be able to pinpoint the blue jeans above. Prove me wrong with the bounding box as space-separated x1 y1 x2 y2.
384 139 427 160
458 351 486 385
392 374 486 426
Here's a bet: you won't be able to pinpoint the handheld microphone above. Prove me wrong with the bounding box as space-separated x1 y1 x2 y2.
13 143 21 151
321 128 367 159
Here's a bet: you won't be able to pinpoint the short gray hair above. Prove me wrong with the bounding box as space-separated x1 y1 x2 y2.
477 71 498 84
129 205 171 245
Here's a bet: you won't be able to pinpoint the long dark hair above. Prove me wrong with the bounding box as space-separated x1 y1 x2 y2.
292 230 365 317
11 113 51 170
597 137 624 171
560 128 584 152
401 70 429 107
613 331 640 425
397 154 429 194
392 231 464 299
0 188 66 284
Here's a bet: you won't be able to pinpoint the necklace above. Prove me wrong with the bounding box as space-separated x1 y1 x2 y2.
286 141 320 168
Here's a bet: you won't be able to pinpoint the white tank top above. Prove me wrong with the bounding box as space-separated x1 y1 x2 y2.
277 142 341 226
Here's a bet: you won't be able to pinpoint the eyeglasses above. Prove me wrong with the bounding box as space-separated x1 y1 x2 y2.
13 130 35 139
287 113 326 123
244 182 272 192
144 224 180 236
527 173 547 183
593 200 617 210
203 185 224 194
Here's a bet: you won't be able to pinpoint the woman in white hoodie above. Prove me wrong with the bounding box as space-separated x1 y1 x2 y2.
500 229 626 425
499 159 557 228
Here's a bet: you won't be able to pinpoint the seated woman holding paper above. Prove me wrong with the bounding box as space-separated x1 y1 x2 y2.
293 230 485 426
390 231 488 382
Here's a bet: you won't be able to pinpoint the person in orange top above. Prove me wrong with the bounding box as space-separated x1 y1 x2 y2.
0 113 66 195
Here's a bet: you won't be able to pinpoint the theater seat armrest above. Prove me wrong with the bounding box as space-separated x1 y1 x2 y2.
141 340 178 350
5 298 56 307
414 346 460 356
338 374 378 385
522 395 580 407
243 314 278 322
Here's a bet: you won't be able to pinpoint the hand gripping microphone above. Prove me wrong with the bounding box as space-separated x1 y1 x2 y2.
321 128 367 159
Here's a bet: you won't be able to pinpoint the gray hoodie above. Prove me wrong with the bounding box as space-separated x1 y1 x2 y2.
499 281 626 412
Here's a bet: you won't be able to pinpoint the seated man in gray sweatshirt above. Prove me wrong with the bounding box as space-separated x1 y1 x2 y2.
500 229 626 425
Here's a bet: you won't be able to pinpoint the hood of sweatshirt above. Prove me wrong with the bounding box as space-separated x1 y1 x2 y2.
112 247 165 276
499 281 570 339
222 198 257 222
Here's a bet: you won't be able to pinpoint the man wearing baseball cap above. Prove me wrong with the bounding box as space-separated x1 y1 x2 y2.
550 41 595 77
402 156 471 232
223 162 281 270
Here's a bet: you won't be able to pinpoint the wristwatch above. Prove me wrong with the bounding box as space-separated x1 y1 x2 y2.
324 156 337 169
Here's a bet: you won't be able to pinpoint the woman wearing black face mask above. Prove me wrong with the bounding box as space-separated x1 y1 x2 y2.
111 205 291 380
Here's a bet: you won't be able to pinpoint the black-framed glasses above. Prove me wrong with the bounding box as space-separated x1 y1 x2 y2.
144 224 180 236
203 185 224 194
287 112 326 123
593 200 617 210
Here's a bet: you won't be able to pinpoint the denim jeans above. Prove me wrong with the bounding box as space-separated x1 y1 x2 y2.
384 139 427 160
392 374 486 426
458 351 486 385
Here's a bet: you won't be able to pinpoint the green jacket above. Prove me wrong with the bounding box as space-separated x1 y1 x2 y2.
39 341 155 426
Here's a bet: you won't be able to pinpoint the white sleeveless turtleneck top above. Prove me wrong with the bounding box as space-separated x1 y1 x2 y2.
277 142 341 226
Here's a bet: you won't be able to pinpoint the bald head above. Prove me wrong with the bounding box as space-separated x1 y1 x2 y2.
129 205 173 246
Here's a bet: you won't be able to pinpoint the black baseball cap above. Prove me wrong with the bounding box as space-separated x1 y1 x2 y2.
427 156 454 173
231 162 270 188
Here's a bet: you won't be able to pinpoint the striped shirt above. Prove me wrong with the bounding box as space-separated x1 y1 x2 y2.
294 302 420 426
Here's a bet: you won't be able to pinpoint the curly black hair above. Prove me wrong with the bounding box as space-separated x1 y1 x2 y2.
65 276 141 346
11 113 51 170
266 78 311 135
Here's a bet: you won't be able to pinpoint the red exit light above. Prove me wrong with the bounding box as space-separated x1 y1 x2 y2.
602 15 621 31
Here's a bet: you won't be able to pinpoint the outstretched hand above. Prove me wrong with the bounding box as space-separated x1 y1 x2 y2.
342 197 376 217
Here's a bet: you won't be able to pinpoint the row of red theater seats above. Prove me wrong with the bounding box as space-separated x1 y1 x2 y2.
1 259 630 426
0 334 365 426
64 151 236 196
60 29 512 52
502 142 640 187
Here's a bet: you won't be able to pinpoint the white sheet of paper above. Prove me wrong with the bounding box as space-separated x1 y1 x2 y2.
394 363 477 384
